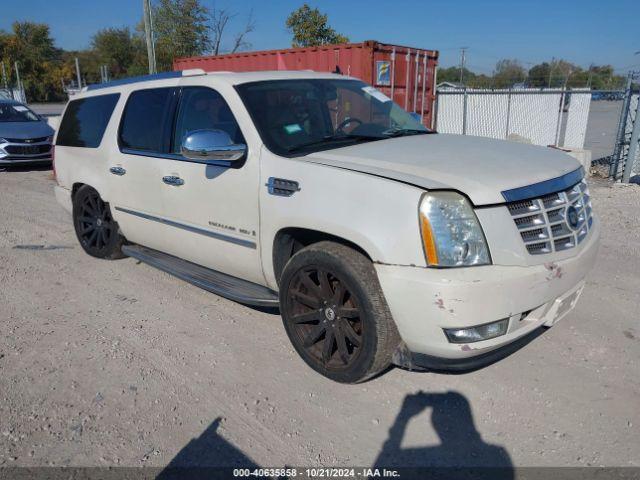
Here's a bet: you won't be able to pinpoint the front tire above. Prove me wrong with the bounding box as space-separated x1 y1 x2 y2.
279 241 400 383
72 185 125 259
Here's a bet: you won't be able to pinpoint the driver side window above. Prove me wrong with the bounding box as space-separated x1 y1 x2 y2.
172 87 245 154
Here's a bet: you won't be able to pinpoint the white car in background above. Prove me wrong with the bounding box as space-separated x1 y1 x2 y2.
53 70 599 383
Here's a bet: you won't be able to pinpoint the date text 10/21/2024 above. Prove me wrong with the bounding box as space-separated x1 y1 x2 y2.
232 468 400 478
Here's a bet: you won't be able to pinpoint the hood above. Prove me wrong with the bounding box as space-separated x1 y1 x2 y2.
0 120 54 140
303 134 582 205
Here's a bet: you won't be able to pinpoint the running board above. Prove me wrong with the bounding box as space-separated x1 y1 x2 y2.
122 245 279 307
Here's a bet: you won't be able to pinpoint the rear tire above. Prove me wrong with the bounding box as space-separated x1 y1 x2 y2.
279 241 400 383
72 185 125 259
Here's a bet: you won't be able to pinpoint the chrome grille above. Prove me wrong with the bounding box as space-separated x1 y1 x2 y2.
507 179 594 255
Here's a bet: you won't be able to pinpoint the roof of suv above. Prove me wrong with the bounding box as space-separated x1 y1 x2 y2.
83 69 354 95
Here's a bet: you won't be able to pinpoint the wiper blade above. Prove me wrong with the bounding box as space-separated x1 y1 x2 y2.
286 134 381 152
381 128 433 137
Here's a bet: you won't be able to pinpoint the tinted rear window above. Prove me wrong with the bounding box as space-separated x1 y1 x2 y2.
56 94 120 148
119 87 177 153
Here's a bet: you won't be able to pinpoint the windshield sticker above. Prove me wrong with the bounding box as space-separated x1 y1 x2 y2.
362 86 391 103
284 123 303 134
13 105 29 112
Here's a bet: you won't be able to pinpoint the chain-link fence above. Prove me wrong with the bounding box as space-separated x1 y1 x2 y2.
434 88 594 149
608 78 640 181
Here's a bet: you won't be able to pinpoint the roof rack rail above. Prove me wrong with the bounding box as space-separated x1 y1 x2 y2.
86 69 205 91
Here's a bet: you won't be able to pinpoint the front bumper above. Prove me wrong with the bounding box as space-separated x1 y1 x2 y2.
0 139 52 164
376 218 600 364
0 156 52 165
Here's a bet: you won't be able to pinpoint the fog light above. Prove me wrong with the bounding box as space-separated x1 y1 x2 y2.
443 318 509 343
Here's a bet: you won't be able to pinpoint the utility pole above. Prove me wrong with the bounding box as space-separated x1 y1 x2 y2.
75 57 82 89
459 47 468 85
14 61 22 102
548 57 555 88
587 63 594 88
100 65 109 83
143 0 157 74
1 62 8 90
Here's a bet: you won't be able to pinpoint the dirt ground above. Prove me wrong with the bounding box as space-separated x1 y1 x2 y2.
0 169 639 472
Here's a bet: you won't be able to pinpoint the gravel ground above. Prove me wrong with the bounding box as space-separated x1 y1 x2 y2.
0 169 639 471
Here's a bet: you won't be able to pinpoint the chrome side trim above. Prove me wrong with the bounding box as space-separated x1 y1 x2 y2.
501 167 585 203
120 148 235 168
114 207 256 249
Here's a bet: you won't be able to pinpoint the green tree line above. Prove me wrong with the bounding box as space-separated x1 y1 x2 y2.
438 58 626 90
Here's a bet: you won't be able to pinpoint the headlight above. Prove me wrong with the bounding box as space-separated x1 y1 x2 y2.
419 192 491 267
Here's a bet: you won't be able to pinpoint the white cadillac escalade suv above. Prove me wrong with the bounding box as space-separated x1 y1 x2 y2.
53 70 599 383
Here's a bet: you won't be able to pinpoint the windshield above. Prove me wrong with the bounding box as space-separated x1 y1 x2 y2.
236 79 431 156
0 103 40 123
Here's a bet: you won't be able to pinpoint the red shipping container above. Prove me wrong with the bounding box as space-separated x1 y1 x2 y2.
174 40 439 127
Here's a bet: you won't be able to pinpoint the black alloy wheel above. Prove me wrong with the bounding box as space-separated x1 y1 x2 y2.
286 266 364 369
73 185 125 259
279 241 400 383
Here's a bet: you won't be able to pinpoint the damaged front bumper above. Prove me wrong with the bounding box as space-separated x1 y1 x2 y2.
376 218 600 370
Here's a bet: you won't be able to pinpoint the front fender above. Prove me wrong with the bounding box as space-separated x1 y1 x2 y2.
259 149 427 289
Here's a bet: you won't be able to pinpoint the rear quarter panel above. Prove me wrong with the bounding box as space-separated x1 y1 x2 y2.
54 92 126 202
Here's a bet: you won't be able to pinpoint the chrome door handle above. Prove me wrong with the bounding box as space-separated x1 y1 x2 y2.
162 175 184 186
109 166 126 176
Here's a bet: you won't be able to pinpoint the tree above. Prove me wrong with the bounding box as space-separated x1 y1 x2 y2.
209 7 255 55
493 59 526 88
526 60 624 89
527 62 551 87
0 21 64 101
437 66 472 86
286 4 348 47
91 27 145 79
230 10 255 54
210 7 230 56
152 0 210 71
587 65 623 89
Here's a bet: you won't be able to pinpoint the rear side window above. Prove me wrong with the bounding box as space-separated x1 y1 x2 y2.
119 87 177 153
56 93 120 148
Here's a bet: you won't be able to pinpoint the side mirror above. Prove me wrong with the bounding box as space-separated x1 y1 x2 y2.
181 129 247 162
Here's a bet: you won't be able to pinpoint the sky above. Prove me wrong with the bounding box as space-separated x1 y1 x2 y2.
2 0 639 74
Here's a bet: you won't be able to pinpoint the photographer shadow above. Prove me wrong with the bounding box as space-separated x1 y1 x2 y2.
374 391 513 480
156 417 259 480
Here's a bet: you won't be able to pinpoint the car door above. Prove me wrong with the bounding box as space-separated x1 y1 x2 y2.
107 86 180 253
153 85 264 285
